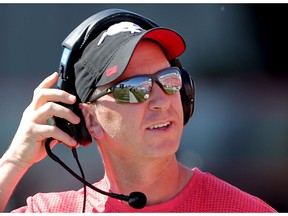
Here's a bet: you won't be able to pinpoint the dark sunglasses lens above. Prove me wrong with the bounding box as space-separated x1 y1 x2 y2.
112 77 152 103
158 68 182 95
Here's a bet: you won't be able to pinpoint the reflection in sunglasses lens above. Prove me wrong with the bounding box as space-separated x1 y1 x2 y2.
111 68 182 103
113 77 152 103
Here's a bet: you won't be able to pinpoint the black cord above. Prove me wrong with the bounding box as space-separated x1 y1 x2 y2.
72 148 87 213
45 138 133 209
45 138 87 213
45 138 126 199
45 138 147 210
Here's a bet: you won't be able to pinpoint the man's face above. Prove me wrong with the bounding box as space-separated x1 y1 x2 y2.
94 40 184 161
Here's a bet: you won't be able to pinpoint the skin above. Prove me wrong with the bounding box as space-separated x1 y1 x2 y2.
0 39 193 211
0 73 80 211
81 40 193 205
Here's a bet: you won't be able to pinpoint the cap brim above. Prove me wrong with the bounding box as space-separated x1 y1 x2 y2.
143 28 186 60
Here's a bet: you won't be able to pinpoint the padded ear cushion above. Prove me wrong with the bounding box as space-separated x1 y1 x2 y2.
180 67 195 125
170 59 195 125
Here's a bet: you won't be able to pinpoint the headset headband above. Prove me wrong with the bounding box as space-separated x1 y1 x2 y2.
62 9 159 53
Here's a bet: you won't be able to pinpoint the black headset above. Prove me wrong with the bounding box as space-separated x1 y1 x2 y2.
54 8 195 146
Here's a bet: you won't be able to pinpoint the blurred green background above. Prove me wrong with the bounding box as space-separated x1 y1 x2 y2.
0 3 287 212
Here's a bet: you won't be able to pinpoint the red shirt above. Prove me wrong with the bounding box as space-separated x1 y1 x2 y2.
12 167 276 212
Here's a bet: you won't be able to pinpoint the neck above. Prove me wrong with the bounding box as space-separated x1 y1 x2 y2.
100 153 193 206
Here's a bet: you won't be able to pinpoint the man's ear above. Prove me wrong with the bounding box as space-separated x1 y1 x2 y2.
79 103 103 139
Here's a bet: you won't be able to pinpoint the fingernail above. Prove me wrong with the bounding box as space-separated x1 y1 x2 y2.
74 143 80 148
67 94 76 101
74 116 81 124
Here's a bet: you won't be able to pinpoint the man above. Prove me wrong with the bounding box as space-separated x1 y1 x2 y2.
0 9 276 212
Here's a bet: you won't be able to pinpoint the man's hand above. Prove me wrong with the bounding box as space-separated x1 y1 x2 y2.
0 72 80 211
7 72 80 167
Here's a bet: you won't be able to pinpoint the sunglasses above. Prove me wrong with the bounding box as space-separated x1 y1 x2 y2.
88 67 182 104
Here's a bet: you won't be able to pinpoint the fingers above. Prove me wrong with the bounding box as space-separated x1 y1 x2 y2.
36 124 78 147
32 72 77 109
32 88 77 110
7 72 83 168
28 72 81 146
35 72 59 90
35 102 80 125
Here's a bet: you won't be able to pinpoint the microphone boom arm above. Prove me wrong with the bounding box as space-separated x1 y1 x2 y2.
44 138 147 209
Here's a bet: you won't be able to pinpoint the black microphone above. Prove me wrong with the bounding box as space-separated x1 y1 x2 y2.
45 138 147 209
109 191 147 209
129 192 147 209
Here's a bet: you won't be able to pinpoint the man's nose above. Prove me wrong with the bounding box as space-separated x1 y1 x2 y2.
148 83 171 111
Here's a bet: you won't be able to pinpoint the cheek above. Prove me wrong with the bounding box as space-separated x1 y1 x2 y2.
96 103 142 140
97 107 122 139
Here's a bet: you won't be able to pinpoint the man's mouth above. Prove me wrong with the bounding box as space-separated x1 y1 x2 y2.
148 122 171 130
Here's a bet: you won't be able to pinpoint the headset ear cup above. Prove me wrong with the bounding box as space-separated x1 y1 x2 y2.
180 67 195 125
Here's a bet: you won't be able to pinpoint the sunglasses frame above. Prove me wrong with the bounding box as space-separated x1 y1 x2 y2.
88 67 182 104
